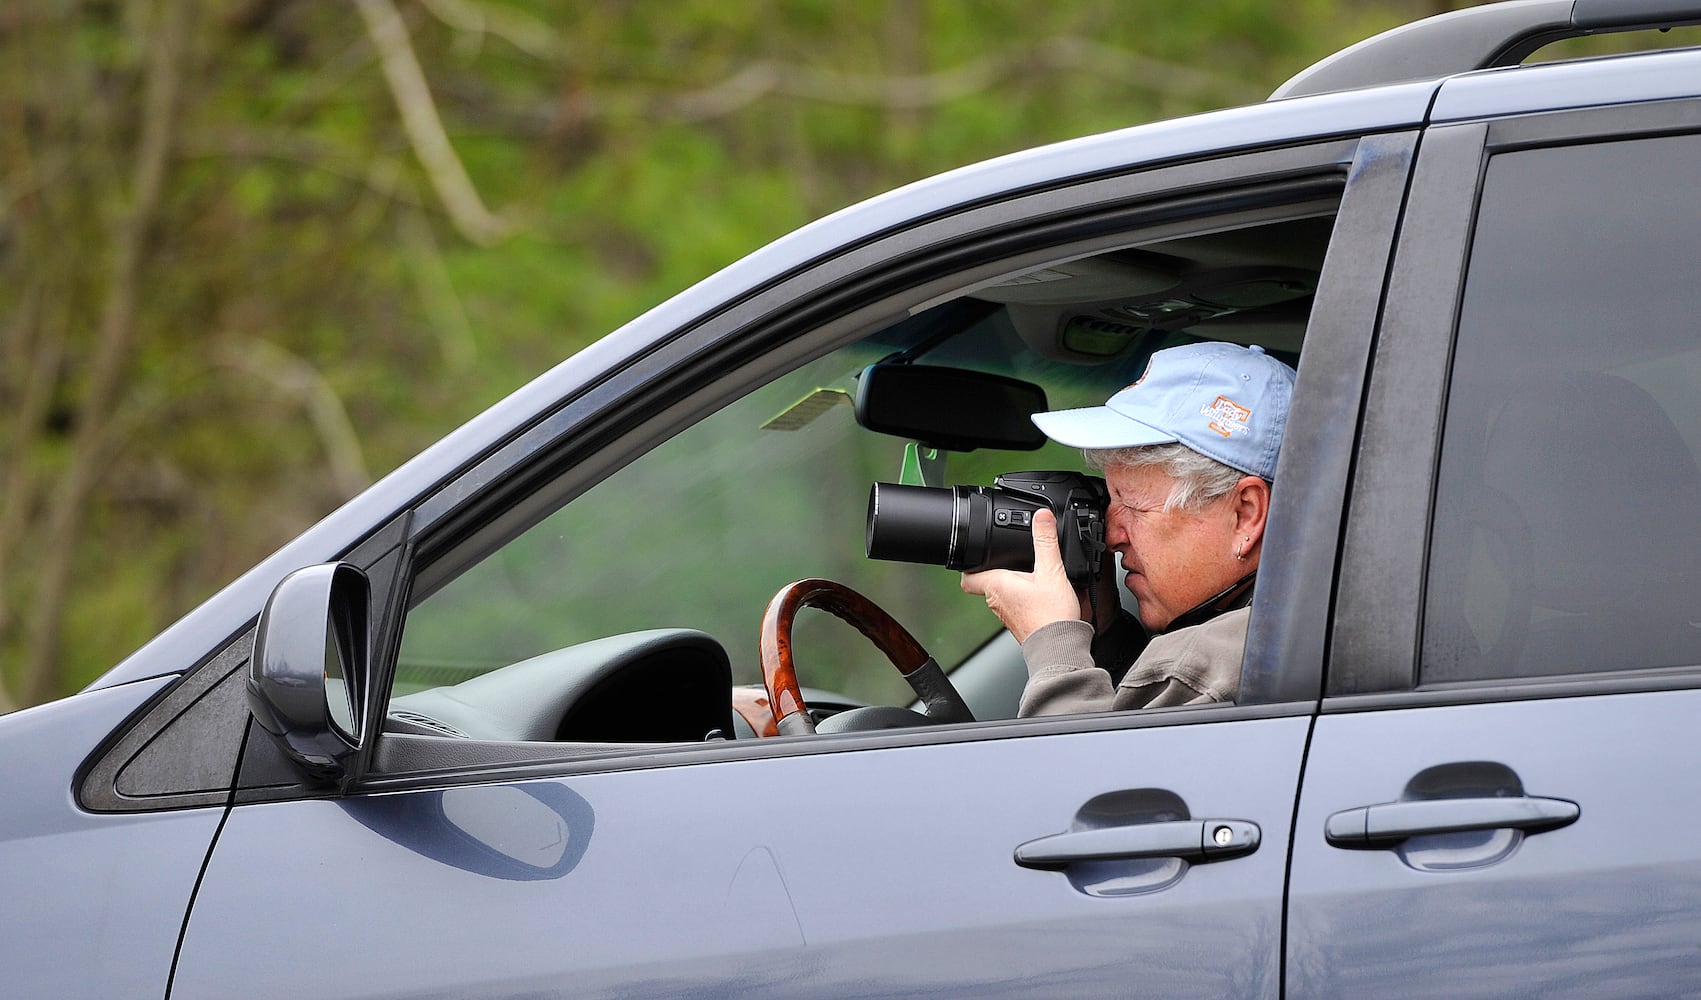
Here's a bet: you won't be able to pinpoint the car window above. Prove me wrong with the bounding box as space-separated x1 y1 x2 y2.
1422 131 1701 683
395 318 1108 708
387 206 1337 747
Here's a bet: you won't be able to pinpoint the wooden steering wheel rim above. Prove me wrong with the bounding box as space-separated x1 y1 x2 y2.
759 578 930 734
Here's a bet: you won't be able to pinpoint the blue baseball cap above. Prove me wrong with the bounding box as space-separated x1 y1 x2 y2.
1032 342 1296 480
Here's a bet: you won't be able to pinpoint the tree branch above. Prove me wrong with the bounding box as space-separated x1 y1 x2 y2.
399 208 475 370
355 0 512 245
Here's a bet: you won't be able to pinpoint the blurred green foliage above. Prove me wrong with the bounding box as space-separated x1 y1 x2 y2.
1 0 1466 711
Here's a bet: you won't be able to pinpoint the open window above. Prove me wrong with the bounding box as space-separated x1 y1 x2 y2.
364 150 1377 776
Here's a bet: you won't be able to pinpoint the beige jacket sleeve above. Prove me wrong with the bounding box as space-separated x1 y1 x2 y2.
1016 607 1250 717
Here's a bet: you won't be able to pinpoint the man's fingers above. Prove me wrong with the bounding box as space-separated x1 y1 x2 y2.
1030 509 1065 574
963 512 1089 642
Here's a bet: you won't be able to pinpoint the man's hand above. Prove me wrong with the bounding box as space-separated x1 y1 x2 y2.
960 509 1083 643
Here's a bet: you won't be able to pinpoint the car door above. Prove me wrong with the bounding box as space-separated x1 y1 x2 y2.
1288 83 1701 995
169 127 1411 999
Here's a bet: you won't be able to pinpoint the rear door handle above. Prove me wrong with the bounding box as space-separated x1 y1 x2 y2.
1325 795 1579 848
1014 818 1260 869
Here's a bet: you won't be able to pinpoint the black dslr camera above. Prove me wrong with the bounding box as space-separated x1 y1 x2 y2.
865 471 1110 587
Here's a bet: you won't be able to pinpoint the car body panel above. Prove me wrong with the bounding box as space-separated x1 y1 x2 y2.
175 717 1308 999
1289 690 1701 997
0 676 217 998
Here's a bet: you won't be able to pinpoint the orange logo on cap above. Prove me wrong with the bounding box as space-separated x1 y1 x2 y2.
1202 396 1251 437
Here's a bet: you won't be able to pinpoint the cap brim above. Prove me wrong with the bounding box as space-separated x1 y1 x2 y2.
1032 406 1179 449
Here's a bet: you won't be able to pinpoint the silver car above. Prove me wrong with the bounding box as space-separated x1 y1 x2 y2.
7 2 1701 996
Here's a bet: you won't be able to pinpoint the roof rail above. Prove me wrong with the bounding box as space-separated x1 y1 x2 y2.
1271 0 1701 101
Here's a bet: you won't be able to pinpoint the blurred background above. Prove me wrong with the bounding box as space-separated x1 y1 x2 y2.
0 0 1484 712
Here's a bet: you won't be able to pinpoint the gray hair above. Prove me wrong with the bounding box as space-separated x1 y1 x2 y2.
1083 443 1253 512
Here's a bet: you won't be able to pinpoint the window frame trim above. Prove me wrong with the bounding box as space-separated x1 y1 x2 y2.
1240 130 1419 706
1329 121 1489 699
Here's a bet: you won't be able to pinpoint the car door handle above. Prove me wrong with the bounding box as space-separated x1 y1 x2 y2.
1325 795 1579 848
1014 818 1260 870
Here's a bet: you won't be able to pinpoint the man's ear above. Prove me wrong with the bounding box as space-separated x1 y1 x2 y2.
1232 475 1272 542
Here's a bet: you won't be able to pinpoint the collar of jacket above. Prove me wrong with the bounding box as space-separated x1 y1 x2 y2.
1159 570 1257 635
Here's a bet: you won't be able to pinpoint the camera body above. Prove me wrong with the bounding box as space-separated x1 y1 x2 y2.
866 471 1110 587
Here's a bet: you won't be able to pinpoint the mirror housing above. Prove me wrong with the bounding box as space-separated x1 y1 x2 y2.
247 562 370 785
854 363 1048 452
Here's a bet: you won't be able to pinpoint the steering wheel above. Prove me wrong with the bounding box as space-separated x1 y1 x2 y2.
760 578 975 735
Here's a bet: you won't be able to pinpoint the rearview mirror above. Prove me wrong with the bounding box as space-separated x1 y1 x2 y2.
853 363 1048 452
247 562 370 785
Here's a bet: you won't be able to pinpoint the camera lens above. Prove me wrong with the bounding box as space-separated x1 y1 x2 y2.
866 472 1108 582
866 483 960 566
867 482 1026 572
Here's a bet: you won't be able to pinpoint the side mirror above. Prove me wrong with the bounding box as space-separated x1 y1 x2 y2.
854 363 1048 452
247 562 370 784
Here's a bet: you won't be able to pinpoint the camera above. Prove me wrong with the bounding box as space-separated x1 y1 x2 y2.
865 471 1110 587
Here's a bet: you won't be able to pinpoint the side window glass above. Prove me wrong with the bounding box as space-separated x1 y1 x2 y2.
1423 133 1701 683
